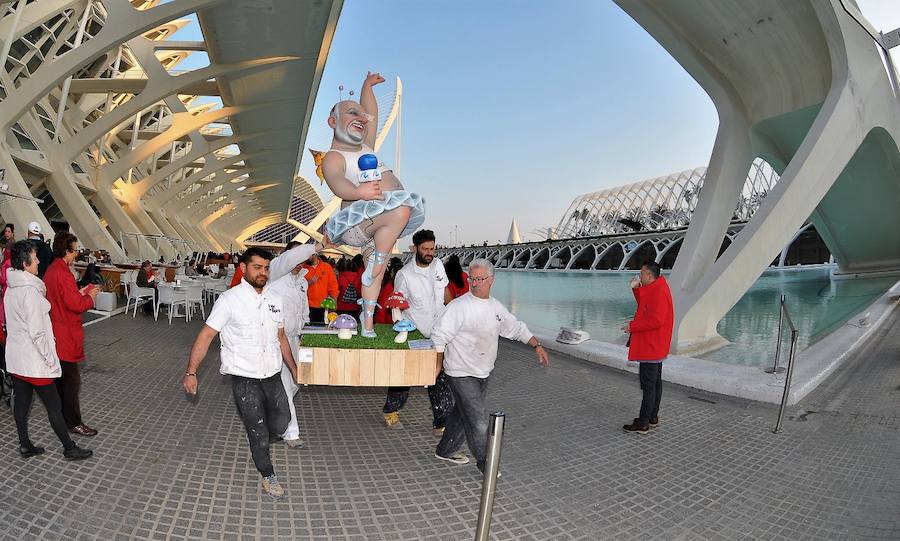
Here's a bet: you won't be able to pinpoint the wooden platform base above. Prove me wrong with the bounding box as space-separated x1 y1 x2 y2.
297 347 438 387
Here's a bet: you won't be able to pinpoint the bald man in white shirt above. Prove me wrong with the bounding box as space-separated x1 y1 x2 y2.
431 258 548 474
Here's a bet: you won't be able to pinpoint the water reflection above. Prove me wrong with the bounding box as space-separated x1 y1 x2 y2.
488 268 895 367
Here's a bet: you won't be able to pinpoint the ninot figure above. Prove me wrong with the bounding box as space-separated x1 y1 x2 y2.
321 71 425 338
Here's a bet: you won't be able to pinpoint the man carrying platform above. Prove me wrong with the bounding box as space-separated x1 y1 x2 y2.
431 258 548 474
268 241 311 449
182 243 316 498
381 229 454 435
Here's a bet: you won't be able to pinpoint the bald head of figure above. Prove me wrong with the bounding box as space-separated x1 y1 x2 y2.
328 100 373 146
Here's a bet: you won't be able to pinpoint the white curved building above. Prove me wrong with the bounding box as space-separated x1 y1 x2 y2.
555 158 779 238
0 0 342 261
438 155 828 274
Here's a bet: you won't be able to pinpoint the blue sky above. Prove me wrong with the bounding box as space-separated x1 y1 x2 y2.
173 0 899 246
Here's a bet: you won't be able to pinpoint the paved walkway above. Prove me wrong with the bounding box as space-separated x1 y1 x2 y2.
0 309 898 540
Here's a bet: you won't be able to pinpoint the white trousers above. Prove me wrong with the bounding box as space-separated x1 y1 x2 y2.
280 333 301 440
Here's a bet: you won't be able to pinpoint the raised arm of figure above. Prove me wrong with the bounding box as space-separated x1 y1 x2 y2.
360 71 384 149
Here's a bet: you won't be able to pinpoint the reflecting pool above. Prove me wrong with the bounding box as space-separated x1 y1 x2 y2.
488 268 896 367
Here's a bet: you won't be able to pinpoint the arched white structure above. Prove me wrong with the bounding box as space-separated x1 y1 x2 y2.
0 0 343 261
616 0 900 354
556 158 779 238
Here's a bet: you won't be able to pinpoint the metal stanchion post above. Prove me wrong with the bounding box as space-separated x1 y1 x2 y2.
772 330 799 433
474 411 505 541
765 294 787 374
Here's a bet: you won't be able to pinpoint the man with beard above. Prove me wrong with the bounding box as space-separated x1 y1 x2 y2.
380 230 454 435
182 244 316 498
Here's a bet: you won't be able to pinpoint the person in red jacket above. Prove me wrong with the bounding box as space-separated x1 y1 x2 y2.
443 254 469 303
229 263 243 288
43 232 99 437
0 223 15 336
621 261 674 435
374 261 401 324
335 258 362 318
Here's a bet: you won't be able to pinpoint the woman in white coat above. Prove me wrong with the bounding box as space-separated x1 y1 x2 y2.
5 240 92 460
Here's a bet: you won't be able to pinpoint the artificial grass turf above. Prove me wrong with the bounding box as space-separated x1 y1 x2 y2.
299 324 426 350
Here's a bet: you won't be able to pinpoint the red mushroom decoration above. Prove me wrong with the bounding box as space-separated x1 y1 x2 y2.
383 291 410 322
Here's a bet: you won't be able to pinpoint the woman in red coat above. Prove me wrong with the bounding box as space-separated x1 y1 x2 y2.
0 223 15 336
43 232 98 437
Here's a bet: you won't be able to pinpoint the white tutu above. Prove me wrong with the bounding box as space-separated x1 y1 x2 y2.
326 190 426 248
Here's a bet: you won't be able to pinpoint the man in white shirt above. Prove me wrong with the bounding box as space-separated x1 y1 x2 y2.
267 240 312 448
394 230 448 337
382 230 454 435
182 244 316 498
431 258 548 474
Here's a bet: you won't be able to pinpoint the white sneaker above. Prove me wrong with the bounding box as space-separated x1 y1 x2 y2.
284 438 305 449
262 475 284 498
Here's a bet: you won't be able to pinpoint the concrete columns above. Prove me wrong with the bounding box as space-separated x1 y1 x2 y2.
615 0 900 353
90 184 153 259
0 146 51 236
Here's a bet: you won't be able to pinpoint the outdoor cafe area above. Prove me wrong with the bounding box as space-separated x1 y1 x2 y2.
75 261 234 325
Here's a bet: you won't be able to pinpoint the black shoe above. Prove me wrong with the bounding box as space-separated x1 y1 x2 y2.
623 421 650 435
633 417 660 429
19 444 45 458
64 445 93 461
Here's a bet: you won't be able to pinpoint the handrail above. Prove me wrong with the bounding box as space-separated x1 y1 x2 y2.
765 294 796 374
771 294 799 433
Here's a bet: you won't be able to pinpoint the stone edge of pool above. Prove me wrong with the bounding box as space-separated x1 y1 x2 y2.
532 279 900 406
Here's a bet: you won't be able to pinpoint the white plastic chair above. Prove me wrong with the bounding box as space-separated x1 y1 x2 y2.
125 272 155 318
121 270 133 297
155 285 188 324
202 279 214 303
184 283 206 321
